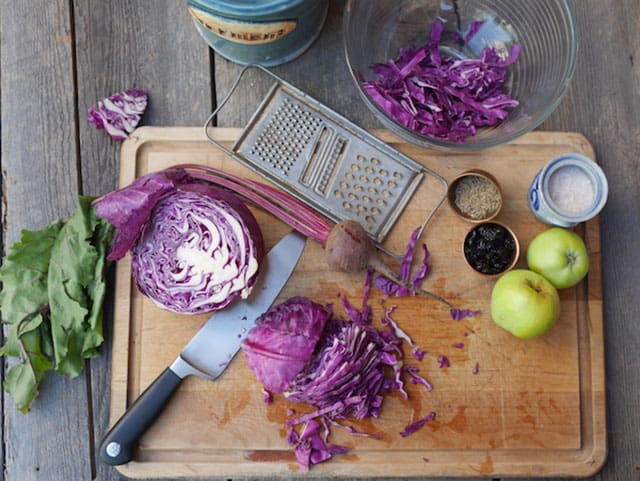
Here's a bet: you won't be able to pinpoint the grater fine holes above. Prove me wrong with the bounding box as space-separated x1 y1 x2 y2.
347 192 357 200
388 180 397 188
339 181 348 189
371 207 381 214
365 166 374 174
368 186 377 194
379 169 389 176
356 155 366 162
382 189 391 197
351 163 360 171
365 215 375 223
334 189 343 197
373 177 382 186
363 195 371 203
359 175 368 182
371 158 380 165
345 172 354 180
354 184 363 191
343 201 353 209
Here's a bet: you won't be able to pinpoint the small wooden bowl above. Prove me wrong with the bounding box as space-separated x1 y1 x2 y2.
462 221 520 277
448 169 503 223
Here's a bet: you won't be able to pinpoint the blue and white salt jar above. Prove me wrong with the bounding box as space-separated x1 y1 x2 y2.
528 153 608 227
186 0 329 67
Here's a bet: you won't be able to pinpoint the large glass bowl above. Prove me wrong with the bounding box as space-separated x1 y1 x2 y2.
344 0 577 150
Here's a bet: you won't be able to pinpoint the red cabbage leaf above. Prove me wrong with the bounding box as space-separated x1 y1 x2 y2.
93 169 189 261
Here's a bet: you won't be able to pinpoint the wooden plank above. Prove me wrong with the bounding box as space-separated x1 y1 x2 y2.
70 1 213 480
214 0 379 130
107 127 605 479
0 1 92 481
509 0 640 480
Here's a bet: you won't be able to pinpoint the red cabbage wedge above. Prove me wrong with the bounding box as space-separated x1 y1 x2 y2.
94 170 264 314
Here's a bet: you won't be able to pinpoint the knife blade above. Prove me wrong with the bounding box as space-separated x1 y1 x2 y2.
99 230 306 466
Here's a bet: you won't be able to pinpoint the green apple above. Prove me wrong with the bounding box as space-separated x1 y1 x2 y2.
491 269 560 339
526 227 589 289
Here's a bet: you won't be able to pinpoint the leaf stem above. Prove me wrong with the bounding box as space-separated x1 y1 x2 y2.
17 337 38 386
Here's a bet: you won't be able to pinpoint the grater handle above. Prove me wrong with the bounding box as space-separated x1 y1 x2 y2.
203 64 253 157
376 167 449 261
203 64 282 156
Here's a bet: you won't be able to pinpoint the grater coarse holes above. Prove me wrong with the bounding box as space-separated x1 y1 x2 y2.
205 65 448 259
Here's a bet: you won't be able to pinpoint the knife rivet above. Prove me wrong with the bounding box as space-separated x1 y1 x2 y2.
106 442 121 458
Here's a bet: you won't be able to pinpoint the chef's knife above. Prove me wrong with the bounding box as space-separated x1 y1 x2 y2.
99 230 306 466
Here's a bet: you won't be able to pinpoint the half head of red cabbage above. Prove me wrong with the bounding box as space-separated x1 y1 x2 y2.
131 184 264 314
94 170 265 314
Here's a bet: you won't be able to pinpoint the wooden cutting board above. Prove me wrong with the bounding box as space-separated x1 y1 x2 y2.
110 127 605 478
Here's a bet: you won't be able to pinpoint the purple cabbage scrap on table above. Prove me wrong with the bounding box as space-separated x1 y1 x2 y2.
400 411 437 438
375 226 430 297
88 88 148 140
360 20 521 142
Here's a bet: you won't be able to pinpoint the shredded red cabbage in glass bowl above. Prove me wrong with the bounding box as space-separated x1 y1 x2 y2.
344 0 577 150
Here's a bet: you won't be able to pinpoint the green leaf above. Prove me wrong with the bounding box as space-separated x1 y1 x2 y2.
4 353 53 414
0 222 63 325
2 315 54 413
49 197 112 378
82 212 113 357
39 320 54 358
1 196 113 411
0 223 59 412
0 323 22 358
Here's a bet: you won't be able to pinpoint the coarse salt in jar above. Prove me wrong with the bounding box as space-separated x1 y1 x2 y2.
528 153 608 227
186 0 328 67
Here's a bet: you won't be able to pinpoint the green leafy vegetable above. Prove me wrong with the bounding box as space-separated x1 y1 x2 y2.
0 197 113 412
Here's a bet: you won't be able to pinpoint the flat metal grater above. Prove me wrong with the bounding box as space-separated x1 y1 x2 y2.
204 65 448 259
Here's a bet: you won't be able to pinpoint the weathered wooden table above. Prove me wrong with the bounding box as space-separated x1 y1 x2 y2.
1 1 638 480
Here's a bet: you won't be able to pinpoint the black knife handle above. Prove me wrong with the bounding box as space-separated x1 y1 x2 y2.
99 367 183 465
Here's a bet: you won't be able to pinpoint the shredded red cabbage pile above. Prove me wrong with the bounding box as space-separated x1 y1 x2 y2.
361 21 521 142
284 317 394 421
241 266 449 471
243 287 426 470
88 88 147 141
